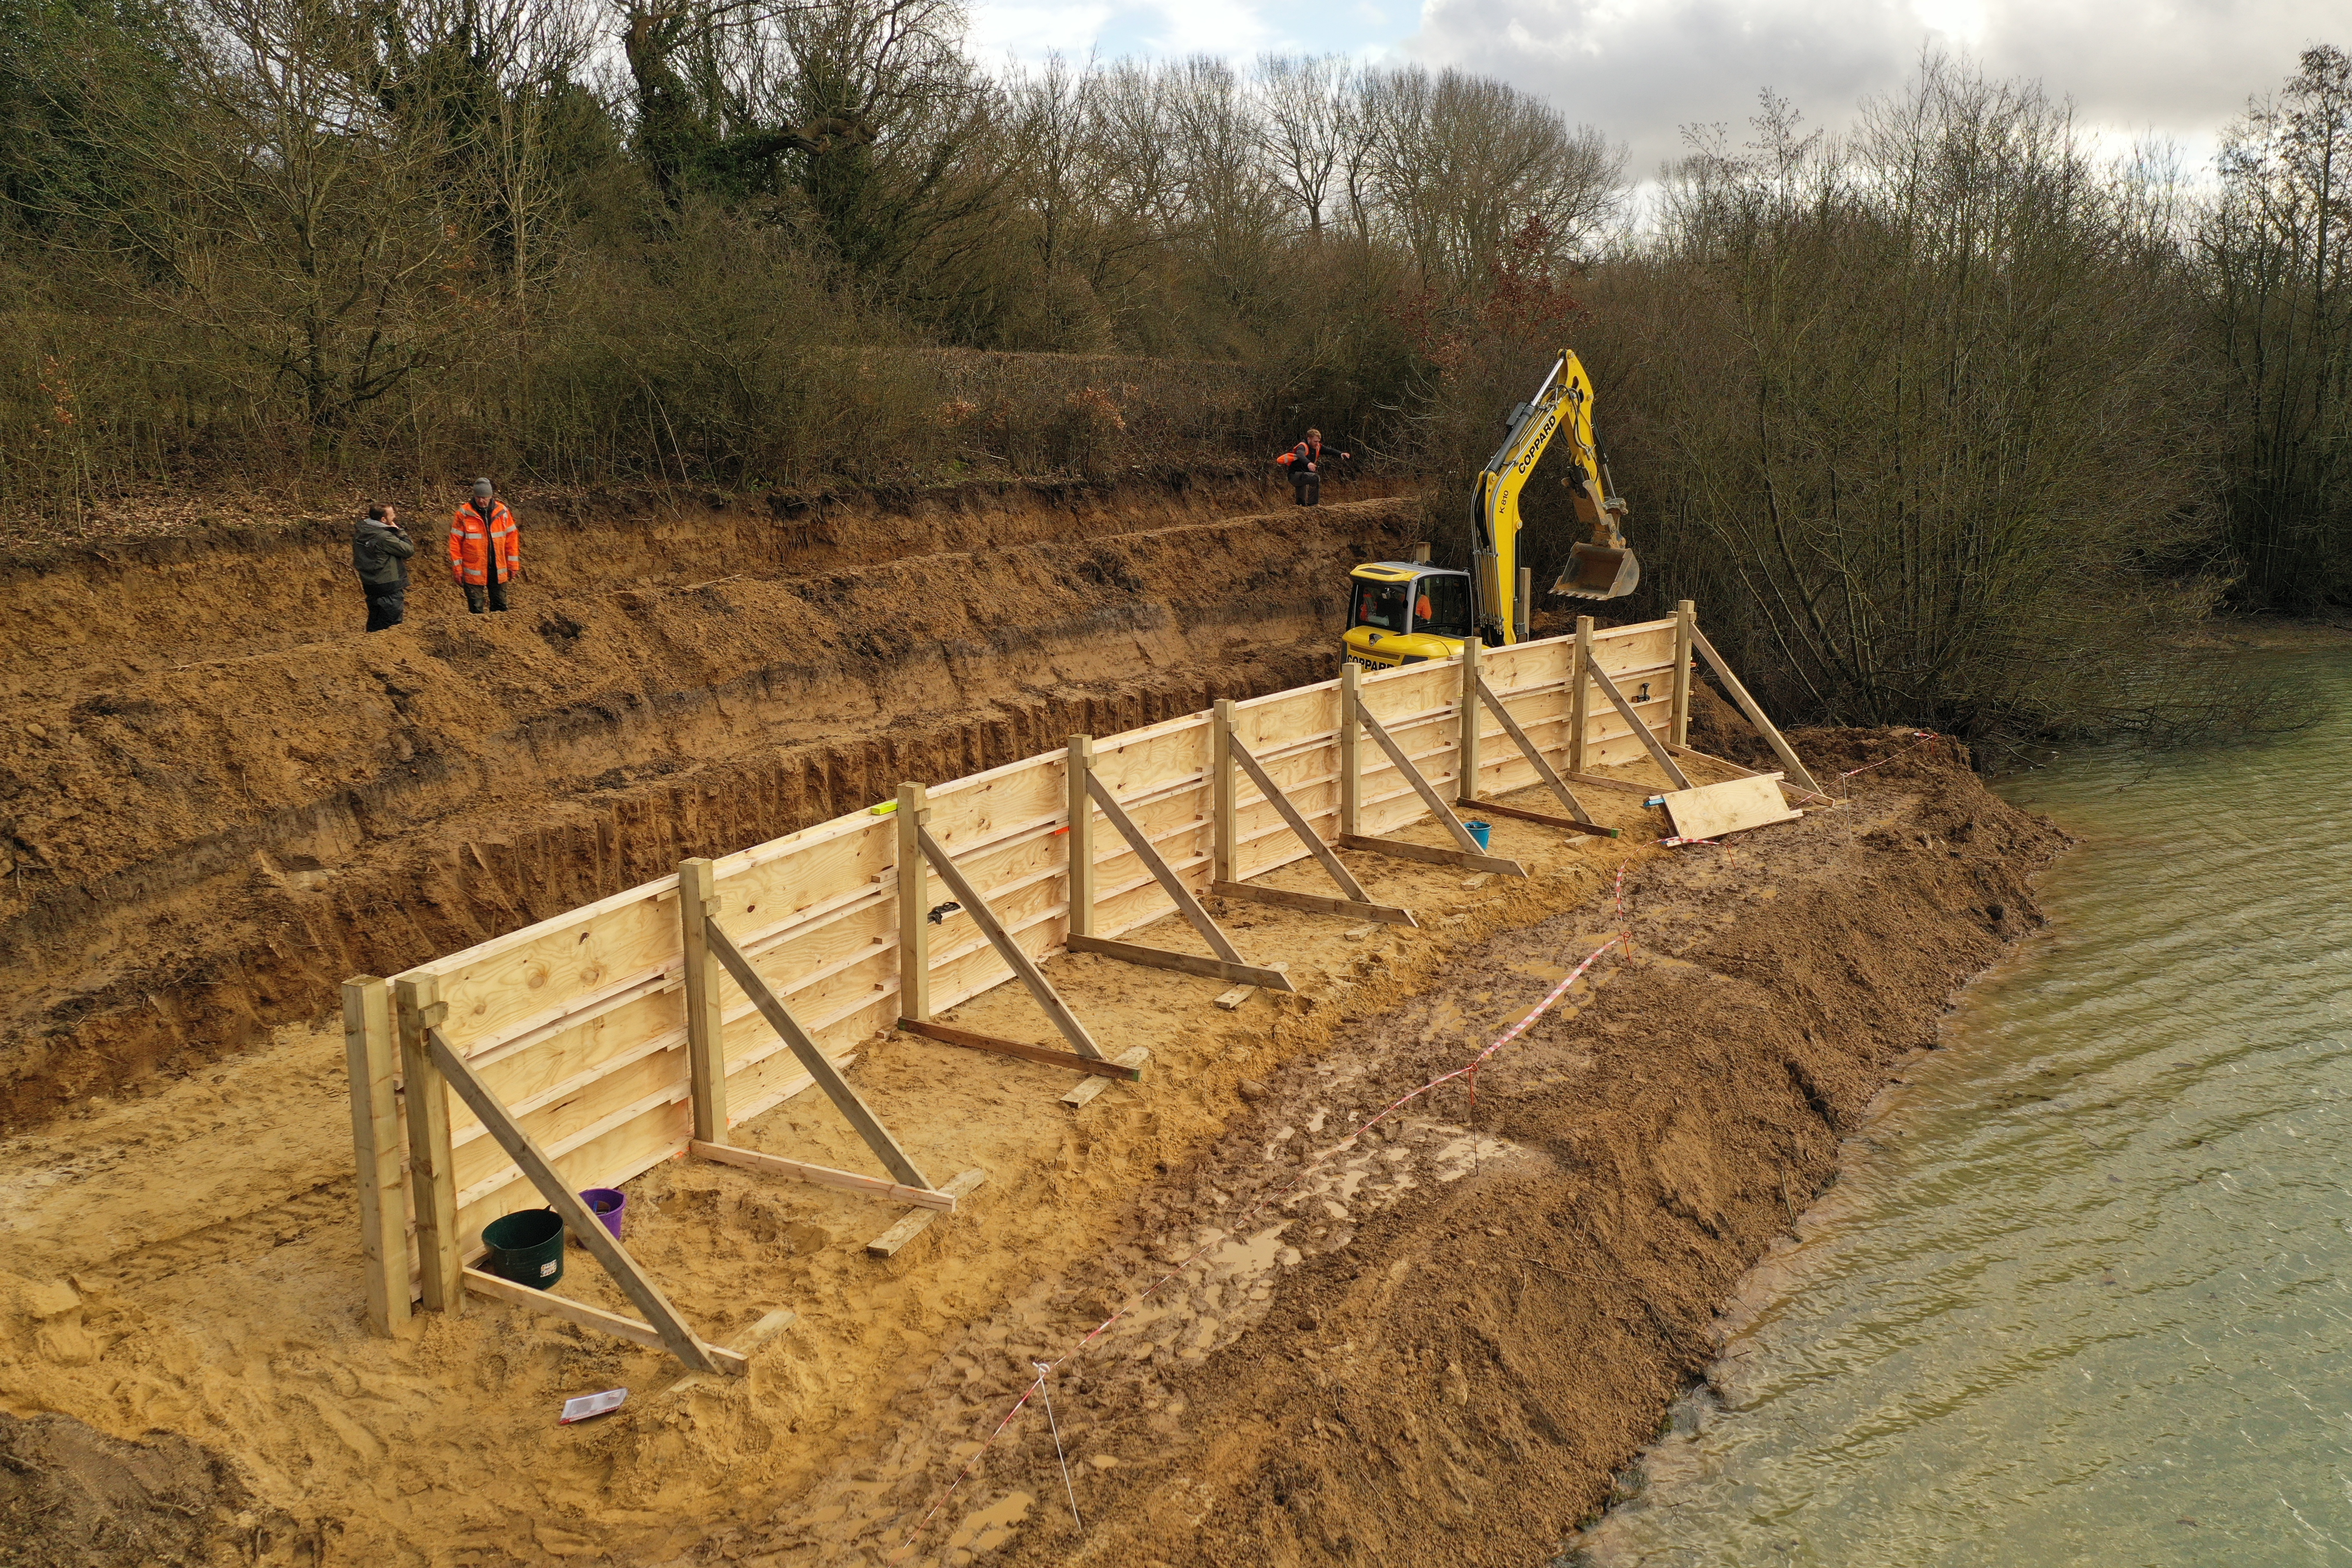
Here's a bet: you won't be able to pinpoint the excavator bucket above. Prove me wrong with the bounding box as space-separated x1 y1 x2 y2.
1556 542 1641 600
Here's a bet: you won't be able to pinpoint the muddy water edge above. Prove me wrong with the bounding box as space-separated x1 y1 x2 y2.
1575 649 2352 1568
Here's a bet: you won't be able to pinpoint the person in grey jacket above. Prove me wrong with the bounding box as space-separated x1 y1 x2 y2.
353 503 416 631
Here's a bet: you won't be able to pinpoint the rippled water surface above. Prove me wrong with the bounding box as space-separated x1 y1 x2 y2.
1577 652 2352 1568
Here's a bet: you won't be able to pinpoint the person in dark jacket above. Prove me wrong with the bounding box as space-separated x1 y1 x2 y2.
352 503 416 632
1275 429 1349 505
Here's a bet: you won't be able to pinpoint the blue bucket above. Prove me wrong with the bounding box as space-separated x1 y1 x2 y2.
1466 820 1492 851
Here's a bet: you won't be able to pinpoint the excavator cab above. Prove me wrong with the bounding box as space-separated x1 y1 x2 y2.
1341 564 1475 668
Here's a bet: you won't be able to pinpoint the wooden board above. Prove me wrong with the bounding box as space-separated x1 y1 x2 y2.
1061 1047 1152 1110
1659 775 1803 841
867 1168 988 1259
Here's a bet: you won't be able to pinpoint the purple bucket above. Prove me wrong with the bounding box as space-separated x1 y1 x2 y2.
581 1188 626 1241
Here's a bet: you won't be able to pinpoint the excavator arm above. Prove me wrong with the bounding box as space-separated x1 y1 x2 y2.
1468 349 1637 645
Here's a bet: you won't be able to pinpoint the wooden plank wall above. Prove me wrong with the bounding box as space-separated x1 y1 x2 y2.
390 619 1678 1272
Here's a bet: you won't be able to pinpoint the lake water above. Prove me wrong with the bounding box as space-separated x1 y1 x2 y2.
1573 652 2352 1568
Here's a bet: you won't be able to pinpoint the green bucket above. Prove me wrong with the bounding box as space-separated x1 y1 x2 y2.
482 1208 566 1290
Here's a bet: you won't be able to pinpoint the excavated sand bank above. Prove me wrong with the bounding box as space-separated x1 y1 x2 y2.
0 477 1416 1130
0 701 2061 1567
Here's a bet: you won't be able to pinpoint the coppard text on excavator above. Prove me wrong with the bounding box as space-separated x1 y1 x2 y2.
1342 349 1636 668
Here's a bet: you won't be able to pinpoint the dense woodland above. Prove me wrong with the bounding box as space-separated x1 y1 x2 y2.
1 0 2346 743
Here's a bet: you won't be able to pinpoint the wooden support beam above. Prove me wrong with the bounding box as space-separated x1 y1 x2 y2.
341 976 410 1338
426 1026 724 1374
689 1139 958 1210
677 857 727 1145
915 821 1107 1060
1353 696 1491 858
1210 881 1418 926
1563 770 1661 796
393 973 460 1314
704 919 934 1192
1465 797 1619 837
1339 662 1362 838
1066 737 1095 939
1456 637 1483 804
1570 616 1594 775
1473 670 1596 826
1212 701 1238 885
1671 600 1696 748
1061 1047 1152 1111
1666 743 1764 780
1084 769 1250 965
1338 833 1527 877
897 784 931 1022
1688 625 1826 798
867 1168 988 1259
462 1267 749 1375
1585 661 1693 790
1066 934 1296 991
1225 720 1378 903
898 1018 1142 1080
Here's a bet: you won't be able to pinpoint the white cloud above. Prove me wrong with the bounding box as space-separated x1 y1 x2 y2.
1401 0 2333 174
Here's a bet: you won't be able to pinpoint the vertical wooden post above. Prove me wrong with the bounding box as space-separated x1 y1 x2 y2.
1457 637 1482 805
1339 662 1362 838
1570 615 1595 775
1516 566 1532 642
393 972 460 1313
1411 542 1432 564
896 783 931 1023
678 857 728 1145
1671 600 1696 748
1066 737 1095 938
342 976 410 1338
1211 702 1237 885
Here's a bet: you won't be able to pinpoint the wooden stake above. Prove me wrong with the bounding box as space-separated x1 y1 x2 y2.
393 972 460 1314
1671 600 1696 748
1339 662 1362 838
341 976 409 1337
1212 702 1237 886
916 821 1107 1060
867 1168 989 1259
1688 625 1826 798
1570 616 1593 775
1066 737 1095 939
704 918 935 1191
1457 637 1483 805
677 857 727 1145
896 783 931 1022
426 1026 724 1374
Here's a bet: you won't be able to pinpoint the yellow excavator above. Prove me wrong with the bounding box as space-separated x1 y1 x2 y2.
1341 349 1636 668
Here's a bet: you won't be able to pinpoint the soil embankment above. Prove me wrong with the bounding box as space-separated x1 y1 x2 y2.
0 475 1416 1130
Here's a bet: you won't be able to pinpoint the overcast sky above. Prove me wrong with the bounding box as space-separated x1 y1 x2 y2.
965 0 2334 176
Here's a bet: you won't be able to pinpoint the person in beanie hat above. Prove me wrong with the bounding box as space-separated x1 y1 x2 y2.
449 477 520 613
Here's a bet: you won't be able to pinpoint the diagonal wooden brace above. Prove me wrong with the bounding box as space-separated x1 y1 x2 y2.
426 1026 728 1375
1471 671 1611 832
916 822 1108 1060
704 918 936 1191
1688 625 1825 798
1072 769 1296 990
1584 661 1693 790
1214 716 1418 926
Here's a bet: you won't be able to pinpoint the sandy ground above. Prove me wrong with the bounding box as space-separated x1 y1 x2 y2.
0 700 2064 1567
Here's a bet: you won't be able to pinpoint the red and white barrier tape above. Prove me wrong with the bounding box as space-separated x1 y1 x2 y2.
894 866 1635 1551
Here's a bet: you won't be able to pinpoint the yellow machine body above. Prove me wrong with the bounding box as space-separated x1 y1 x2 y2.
1339 562 1476 668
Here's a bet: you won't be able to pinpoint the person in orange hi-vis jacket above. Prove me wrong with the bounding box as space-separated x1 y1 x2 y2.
1274 429 1349 506
449 476 521 613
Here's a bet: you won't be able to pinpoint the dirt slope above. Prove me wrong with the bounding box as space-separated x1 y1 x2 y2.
0 478 1417 1129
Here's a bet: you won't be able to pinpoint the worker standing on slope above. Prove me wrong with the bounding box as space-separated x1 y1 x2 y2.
1275 429 1349 506
450 477 520 614
352 502 415 632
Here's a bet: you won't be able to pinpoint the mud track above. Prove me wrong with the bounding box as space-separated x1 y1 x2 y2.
0 475 1416 1130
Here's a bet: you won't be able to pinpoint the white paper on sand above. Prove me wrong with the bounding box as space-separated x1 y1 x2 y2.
559 1388 628 1424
